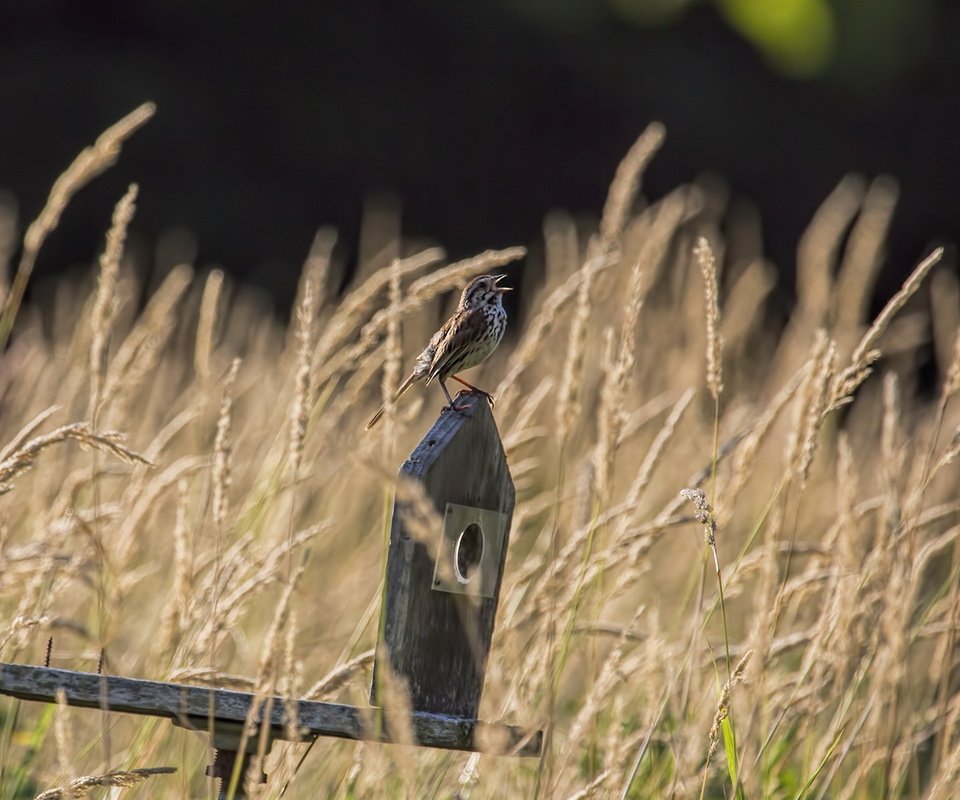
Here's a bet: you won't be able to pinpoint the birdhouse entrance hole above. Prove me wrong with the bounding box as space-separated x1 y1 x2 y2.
455 522 484 583
432 501 507 598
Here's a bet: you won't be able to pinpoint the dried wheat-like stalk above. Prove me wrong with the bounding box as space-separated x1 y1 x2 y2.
315 342 387 434
613 256 646 396
944 326 960 399
187 525 325 659
0 615 50 656
304 649 376 700
406 246 525 302
141 405 198 465
165 667 256 690
0 423 151 495
565 770 611 800
158 479 191 651
562 604 645 771
0 405 61 463
929 732 960 800
288 275 315 477
707 650 752 760
312 247 444 370
377 259 404 441
310 247 473 393
680 488 717 551
394 476 444 561
594 327 619 505
555 256 599 443
457 751 482 798
89 184 138 420
930 268 960 374
282 610 300 724
543 210 579 281
721 365 808 523
721 259 775 349
0 103 155 353
881 372 904 495
195 268 224 382
796 174 865 323
829 247 943 410
100 263 194 416
924 428 960 486
694 236 724 400
253 559 304 689
599 122 666 248
33 767 175 800
297 226 336 318
865 540 910 753
620 388 695 512
277 609 305 779
53 688 73 779
515 505 686 630
0 192 17 307
234 560 307 796
787 331 836 484
373 643 416 786
375 647 415 747
503 376 554 452
113 455 205 573
212 358 241 527
495 251 618 413
593 255 647 503
832 176 898 331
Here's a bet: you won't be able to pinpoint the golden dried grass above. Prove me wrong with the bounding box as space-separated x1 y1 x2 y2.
1 111 959 800
32 767 175 799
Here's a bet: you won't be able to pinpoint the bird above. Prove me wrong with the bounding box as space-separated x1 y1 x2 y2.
366 273 511 430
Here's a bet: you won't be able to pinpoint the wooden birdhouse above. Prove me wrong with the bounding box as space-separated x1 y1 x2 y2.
372 391 516 719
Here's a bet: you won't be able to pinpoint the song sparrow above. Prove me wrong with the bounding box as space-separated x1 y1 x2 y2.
366 273 511 429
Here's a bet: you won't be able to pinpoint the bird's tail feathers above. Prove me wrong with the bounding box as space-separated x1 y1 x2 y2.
365 371 420 430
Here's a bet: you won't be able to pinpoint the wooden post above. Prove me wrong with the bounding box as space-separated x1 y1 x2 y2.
372 392 515 719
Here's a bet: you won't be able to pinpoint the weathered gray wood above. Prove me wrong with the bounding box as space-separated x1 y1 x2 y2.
373 392 515 718
0 663 541 756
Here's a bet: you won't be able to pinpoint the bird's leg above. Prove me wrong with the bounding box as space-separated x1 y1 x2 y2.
440 379 472 415
451 374 495 407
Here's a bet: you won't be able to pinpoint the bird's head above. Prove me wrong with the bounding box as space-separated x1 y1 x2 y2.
459 273 511 310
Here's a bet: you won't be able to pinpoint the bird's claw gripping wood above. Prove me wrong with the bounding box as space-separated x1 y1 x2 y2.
453 390 494 411
452 375 495 407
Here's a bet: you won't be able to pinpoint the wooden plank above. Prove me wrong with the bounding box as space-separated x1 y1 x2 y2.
374 393 515 718
0 663 541 756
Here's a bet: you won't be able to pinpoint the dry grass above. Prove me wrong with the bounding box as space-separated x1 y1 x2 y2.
1 110 959 800
32 767 176 799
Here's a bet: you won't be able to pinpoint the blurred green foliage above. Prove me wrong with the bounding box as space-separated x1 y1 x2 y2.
717 0 835 76
502 0 936 84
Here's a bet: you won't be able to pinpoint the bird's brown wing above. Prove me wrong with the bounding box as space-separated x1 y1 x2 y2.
426 307 484 384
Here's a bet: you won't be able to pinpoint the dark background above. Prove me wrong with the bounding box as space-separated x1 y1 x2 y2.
1 0 957 308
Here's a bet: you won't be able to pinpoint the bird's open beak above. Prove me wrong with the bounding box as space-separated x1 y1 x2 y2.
494 274 512 292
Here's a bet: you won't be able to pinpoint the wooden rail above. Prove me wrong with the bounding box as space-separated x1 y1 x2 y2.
0 662 541 756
